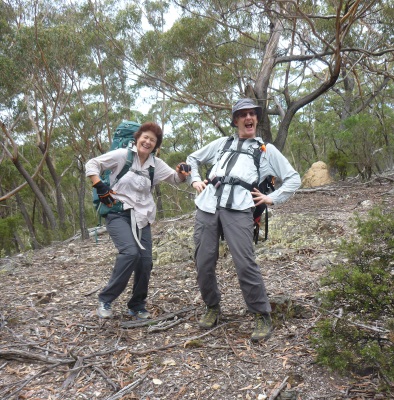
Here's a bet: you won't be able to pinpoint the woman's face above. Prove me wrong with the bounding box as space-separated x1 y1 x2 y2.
136 130 157 159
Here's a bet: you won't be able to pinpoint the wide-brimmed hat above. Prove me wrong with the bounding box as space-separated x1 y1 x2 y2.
231 98 263 127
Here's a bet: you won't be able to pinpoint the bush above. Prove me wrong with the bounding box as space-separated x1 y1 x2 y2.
312 207 394 392
328 151 349 180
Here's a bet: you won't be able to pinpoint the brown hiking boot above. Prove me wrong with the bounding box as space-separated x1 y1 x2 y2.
251 313 272 342
198 304 220 329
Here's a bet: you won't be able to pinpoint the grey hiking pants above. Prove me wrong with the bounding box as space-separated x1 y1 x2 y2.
99 210 153 311
194 208 271 314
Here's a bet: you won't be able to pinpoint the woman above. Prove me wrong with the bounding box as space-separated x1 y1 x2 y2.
85 122 190 319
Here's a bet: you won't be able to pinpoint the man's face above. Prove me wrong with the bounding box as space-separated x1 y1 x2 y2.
233 108 258 139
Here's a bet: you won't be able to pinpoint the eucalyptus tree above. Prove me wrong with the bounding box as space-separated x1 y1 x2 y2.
0 0 90 237
0 0 112 247
0 0 143 250
117 0 394 156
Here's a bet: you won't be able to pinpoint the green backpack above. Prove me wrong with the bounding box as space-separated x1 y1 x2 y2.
92 121 155 217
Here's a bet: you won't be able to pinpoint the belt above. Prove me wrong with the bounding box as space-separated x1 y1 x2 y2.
208 176 255 191
208 176 256 208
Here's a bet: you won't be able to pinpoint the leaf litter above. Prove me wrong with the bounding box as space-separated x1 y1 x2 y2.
0 179 393 400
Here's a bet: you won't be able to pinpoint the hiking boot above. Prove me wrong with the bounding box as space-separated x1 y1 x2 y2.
251 313 272 342
97 301 113 319
128 308 151 319
198 304 220 329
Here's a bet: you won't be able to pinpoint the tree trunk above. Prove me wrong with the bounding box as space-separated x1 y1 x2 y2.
274 71 341 151
12 157 57 230
15 192 40 250
78 162 90 240
254 17 283 145
155 184 164 219
37 142 67 231
13 231 25 253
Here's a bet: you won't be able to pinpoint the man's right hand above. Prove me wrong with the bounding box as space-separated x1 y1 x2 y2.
192 180 208 193
93 181 117 206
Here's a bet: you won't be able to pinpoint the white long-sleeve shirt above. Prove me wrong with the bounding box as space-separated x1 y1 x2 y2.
186 135 301 214
86 147 183 228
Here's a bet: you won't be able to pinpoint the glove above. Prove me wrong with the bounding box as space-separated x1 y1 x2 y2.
93 181 117 207
176 162 192 176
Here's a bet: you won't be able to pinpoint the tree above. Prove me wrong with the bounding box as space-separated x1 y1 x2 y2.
121 0 394 152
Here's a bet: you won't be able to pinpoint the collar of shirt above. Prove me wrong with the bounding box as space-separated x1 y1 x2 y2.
131 146 155 168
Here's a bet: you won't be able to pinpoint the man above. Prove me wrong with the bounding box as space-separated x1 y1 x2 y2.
186 98 301 342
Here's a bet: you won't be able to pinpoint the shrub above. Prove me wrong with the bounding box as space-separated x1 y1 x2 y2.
312 207 394 392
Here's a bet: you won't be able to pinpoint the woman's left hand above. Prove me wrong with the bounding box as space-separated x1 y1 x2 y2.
251 187 273 206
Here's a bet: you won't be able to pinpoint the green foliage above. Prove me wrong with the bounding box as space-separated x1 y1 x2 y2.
154 181 196 219
327 151 350 180
0 215 23 255
313 207 394 390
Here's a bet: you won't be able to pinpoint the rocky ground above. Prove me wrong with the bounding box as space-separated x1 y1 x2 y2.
0 178 393 400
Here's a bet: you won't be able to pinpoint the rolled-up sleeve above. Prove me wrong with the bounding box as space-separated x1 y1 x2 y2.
186 137 227 185
85 150 127 183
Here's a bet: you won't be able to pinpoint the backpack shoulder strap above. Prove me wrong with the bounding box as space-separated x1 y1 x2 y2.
112 143 135 187
148 155 155 187
222 136 234 152
251 140 262 182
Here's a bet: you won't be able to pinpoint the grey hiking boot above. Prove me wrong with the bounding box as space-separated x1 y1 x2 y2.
128 308 151 319
97 301 113 319
251 313 272 342
198 304 220 329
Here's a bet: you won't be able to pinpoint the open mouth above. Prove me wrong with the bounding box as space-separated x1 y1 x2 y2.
245 122 254 129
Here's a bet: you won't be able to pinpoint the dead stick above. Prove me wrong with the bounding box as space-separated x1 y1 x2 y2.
0 365 60 400
296 300 390 334
121 306 195 328
62 356 84 389
222 328 240 357
93 366 120 391
105 373 147 400
127 322 230 355
147 318 184 332
268 376 289 400
0 349 74 365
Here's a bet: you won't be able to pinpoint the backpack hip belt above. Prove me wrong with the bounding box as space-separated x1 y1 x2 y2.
208 176 256 191
208 176 257 209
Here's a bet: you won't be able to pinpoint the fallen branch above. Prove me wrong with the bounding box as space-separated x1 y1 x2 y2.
296 299 390 335
121 306 195 328
125 322 230 356
268 376 289 400
83 285 103 297
296 187 336 193
93 365 120 391
0 365 61 400
64 226 107 243
62 356 84 389
105 373 147 400
147 317 184 332
0 349 75 365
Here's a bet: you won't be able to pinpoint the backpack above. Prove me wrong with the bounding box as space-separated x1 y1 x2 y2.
92 121 155 217
207 136 275 243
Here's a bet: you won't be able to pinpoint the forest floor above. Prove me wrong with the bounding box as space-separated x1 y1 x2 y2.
0 177 393 400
